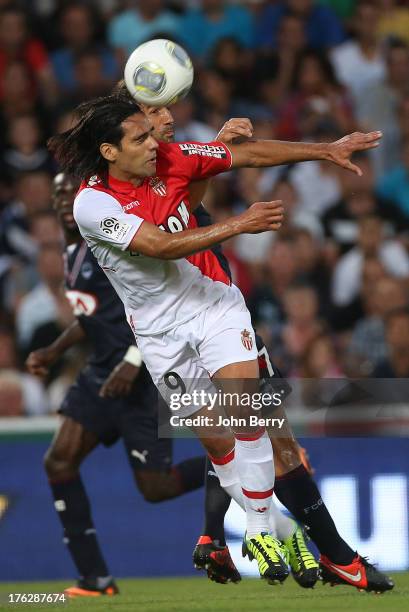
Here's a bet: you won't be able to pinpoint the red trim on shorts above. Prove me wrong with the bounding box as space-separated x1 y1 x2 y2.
242 487 274 499
208 448 235 465
235 427 265 441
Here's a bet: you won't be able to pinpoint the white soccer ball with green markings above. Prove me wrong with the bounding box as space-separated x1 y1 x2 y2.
124 38 194 107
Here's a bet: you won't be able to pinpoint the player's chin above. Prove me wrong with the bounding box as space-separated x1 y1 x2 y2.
144 160 157 175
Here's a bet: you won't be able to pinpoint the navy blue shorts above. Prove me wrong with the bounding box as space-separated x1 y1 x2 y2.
59 365 172 472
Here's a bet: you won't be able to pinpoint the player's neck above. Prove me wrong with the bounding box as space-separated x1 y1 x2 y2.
108 166 144 187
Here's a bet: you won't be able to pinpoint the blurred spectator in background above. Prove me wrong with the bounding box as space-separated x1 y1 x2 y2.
108 0 181 59
0 61 42 126
276 49 354 141
0 6 57 106
172 97 215 142
377 0 409 45
300 332 344 378
373 307 409 377
2 114 51 176
349 276 408 374
281 283 323 374
179 0 254 61
248 237 298 360
16 243 72 355
377 138 409 219
256 13 306 107
322 160 407 255
0 328 49 416
318 0 356 21
357 40 409 177
256 0 345 51
331 1 386 106
60 48 114 109
0 171 52 300
52 3 118 93
332 215 409 308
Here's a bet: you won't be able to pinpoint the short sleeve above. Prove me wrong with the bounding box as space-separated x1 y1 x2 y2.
74 188 144 251
157 141 232 182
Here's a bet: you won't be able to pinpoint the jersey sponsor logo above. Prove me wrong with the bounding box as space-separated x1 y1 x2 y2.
179 143 227 159
158 201 190 234
241 329 253 351
65 290 98 316
149 177 167 196
255 507 268 513
122 200 140 211
100 217 132 241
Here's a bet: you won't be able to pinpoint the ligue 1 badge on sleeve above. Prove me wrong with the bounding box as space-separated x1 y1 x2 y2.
241 329 253 351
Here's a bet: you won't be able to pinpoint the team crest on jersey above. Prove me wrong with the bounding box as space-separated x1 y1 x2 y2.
149 177 167 196
87 175 102 186
241 329 253 351
179 143 227 159
80 262 93 279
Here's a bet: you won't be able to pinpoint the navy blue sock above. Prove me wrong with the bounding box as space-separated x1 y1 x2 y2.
50 476 110 580
274 465 355 565
202 458 231 546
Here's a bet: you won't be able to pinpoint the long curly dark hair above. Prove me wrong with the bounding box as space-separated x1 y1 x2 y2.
48 94 141 182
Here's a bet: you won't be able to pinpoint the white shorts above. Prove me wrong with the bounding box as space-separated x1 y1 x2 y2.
135 286 258 417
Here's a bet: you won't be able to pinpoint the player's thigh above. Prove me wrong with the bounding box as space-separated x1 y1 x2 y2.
136 330 216 415
197 286 258 379
45 416 99 473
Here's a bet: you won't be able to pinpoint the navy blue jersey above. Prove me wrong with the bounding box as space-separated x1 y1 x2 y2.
64 240 135 372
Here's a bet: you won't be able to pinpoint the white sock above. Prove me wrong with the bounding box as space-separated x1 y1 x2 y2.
210 447 244 508
234 431 275 537
210 444 295 540
269 500 296 541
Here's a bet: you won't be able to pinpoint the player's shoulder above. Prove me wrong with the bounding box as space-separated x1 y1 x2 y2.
74 180 122 219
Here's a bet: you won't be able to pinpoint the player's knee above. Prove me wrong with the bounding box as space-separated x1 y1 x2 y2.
43 446 79 479
135 471 176 503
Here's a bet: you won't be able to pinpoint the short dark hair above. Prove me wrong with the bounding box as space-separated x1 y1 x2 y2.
48 94 141 182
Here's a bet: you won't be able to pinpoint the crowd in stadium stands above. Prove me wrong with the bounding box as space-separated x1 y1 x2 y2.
0 0 408 416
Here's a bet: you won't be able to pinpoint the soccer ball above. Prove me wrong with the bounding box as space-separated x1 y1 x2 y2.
124 39 194 107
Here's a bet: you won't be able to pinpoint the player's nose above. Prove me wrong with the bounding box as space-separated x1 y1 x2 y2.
147 134 159 150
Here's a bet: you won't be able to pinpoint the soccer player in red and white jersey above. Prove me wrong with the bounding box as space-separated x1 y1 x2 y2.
48 94 388 588
140 103 394 593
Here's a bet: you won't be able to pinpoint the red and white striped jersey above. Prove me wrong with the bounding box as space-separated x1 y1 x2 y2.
73 140 235 336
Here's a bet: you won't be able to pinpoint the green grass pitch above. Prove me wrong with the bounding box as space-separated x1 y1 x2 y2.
0 574 408 612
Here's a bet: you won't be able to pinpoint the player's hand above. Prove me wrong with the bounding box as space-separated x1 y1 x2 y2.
237 200 284 234
99 361 140 398
25 347 59 378
217 118 253 144
327 131 382 176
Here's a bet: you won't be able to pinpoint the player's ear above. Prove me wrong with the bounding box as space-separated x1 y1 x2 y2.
100 142 118 162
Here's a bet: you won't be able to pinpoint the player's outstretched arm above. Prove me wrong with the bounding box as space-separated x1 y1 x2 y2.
25 320 86 378
228 131 382 176
129 201 284 260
